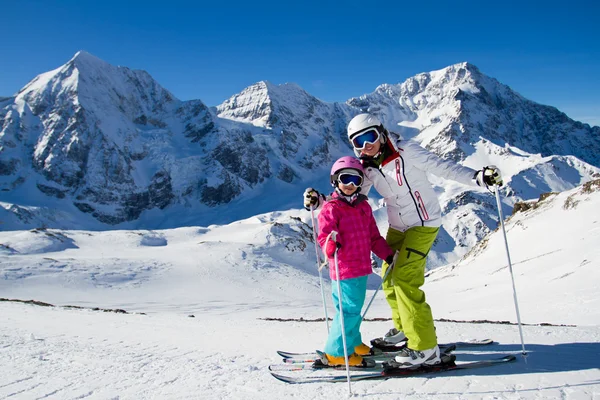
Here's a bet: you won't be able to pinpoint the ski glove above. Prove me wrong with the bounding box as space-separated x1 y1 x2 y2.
325 239 341 258
475 166 503 188
385 254 395 266
384 250 399 267
303 188 325 211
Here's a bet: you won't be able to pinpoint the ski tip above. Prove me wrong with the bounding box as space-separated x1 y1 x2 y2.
277 350 295 358
270 372 286 382
471 338 494 345
270 372 298 384
455 338 495 345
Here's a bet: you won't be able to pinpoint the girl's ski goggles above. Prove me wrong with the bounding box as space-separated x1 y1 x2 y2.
338 173 363 187
351 128 380 150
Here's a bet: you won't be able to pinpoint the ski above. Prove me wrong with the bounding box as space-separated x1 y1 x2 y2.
269 362 384 372
370 337 494 352
442 338 494 346
270 354 516 384
271 345 456 371
277 339 487 363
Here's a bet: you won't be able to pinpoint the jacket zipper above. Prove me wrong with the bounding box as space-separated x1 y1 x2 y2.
414 191 430 220
399 155 425 226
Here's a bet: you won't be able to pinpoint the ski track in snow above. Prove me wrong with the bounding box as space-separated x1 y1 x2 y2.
1 302 599 400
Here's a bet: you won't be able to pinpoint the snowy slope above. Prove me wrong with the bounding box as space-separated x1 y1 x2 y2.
426 179 600 326
1 181 600 398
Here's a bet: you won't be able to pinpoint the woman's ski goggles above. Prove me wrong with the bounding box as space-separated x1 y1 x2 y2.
351 128 380 150
338 173 363 187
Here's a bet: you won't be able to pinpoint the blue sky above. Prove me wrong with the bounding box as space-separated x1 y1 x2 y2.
1 0 599 125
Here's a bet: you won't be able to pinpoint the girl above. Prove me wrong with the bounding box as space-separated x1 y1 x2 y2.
317 156 395 367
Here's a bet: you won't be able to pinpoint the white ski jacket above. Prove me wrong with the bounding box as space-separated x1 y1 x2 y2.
361 137 478 232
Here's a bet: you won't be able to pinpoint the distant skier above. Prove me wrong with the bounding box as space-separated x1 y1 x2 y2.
304 113 503 368
316 156 395 367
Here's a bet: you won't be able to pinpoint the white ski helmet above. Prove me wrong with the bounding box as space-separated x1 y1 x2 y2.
347 113 386 155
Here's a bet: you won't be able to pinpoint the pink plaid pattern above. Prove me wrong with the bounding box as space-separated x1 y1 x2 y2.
318 192 393 280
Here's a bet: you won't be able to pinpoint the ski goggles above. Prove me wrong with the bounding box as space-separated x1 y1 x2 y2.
351 128 380 150
338 173 363 187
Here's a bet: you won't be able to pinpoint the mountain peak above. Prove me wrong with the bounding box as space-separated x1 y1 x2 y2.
235 81 306 97
449 61 480 72
15 51 109 102
424 61 482 82
216 80 316 127
71 50 100 61
67 50 111 72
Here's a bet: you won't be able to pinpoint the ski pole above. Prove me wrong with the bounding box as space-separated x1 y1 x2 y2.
361 251 397 320
494 185 527 357
310 206 330 333
328 231 352 395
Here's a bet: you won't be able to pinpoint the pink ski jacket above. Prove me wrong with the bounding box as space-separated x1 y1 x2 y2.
318 192 394 281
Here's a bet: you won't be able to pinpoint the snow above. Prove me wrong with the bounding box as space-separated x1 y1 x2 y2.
2 182 600 398
16 67 64 97
3 304 599 399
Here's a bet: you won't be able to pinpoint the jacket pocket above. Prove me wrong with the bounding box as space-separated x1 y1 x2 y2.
405 247 428 259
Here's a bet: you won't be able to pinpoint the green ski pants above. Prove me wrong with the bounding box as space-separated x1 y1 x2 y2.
381 226 439 350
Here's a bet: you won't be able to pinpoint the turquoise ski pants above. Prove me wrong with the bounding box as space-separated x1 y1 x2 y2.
324 275 368 356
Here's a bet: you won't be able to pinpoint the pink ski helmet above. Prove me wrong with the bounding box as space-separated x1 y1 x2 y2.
330 156 364 186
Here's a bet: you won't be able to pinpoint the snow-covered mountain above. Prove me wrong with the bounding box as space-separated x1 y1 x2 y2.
0 51 217 226
1 52 599 266
0 52 353 230
354 63 600 165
